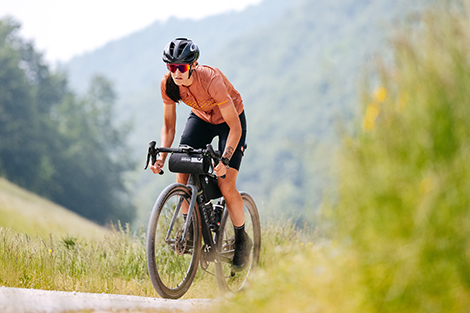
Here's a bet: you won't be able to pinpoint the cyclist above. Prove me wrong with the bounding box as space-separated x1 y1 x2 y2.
149 38 252 270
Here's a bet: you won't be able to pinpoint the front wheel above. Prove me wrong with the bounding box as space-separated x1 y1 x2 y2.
214 192 261 292
146 183 201 299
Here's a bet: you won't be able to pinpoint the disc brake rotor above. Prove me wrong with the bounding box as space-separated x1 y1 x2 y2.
174 229 187 256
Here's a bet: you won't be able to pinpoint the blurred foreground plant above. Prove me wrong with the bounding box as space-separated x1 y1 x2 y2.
220 2 470 312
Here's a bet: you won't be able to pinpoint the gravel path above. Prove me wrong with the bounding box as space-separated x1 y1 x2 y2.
0 287 214 313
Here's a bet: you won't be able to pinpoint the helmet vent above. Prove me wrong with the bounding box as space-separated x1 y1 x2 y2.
177 45 186 58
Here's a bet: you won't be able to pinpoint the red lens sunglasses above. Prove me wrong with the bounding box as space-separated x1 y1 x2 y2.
167 63 191 73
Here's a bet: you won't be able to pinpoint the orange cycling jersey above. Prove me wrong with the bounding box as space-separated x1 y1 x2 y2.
161 65 244 125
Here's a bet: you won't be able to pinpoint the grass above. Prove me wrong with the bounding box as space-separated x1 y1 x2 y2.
218 1 470 312
0 169 312 301
0 224 150 295
0 219 311 301
0 177 109 240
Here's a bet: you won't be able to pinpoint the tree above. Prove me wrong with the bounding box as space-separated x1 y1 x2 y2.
0 17 135 225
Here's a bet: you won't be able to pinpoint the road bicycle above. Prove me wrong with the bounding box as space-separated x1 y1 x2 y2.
144 141 261 299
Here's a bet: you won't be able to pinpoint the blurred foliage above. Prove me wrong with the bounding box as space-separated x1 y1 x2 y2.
220 0 470 312
0 18 135 224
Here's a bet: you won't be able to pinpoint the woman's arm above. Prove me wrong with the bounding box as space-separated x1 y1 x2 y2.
214 102 242 177
161 103 177 153
150 103 176 174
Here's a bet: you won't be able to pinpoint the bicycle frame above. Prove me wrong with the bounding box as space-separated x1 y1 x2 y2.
181 174 233 265
146 141 233 266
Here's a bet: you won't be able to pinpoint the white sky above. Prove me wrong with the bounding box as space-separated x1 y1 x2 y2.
0 0 263 64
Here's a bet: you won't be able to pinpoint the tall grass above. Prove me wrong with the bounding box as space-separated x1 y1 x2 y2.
0 224 156 296
0 219 308 301
220 1 470 312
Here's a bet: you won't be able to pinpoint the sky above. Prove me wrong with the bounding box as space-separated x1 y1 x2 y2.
0 0 263 64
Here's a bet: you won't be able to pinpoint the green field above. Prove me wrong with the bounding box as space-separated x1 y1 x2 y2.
0 178 109 239
0 177 109 239
0 176 310 301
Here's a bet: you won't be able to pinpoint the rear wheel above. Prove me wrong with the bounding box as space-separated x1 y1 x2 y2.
214 192 261 292
146 183 201 299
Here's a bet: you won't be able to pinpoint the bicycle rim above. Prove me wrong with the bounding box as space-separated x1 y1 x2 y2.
214 192 261 292
146 183 201 299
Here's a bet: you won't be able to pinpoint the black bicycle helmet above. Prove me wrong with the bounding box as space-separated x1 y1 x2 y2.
162 38 199 64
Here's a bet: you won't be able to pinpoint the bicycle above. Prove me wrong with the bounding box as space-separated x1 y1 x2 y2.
144 141 261 299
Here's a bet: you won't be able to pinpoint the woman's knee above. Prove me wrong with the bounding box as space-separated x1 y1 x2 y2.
218 169 238 196
176 173 189 184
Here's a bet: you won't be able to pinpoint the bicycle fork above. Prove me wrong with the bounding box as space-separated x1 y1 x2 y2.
164 184 197 246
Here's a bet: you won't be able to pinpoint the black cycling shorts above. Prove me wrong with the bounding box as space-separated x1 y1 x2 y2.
179 110 247 171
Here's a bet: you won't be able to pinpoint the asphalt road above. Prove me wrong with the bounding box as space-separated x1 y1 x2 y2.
0 287 214 313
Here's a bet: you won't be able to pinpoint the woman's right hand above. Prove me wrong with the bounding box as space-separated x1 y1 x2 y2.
150 159 165 174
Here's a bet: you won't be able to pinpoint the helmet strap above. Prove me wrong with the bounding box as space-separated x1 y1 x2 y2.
188 62 197 79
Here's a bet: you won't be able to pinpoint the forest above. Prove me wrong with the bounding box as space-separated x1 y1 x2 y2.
0 0 422 226
0 18 134 224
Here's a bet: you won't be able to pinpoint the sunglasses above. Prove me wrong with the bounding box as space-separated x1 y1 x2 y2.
167 63 191 73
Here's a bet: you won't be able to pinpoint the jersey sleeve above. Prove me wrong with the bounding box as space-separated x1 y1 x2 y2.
207 71 234 109
160 73 176 105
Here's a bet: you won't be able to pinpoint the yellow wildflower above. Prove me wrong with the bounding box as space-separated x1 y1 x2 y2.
363 103 380 131
374 87 387 102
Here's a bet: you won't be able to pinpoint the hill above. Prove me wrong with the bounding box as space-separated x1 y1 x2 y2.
63 0 303 95
0 177 109 239
64 0 420 225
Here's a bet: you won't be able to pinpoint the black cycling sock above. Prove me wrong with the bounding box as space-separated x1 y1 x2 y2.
234 224 246 242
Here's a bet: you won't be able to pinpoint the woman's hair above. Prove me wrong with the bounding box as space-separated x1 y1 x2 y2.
164 62 197 102
165 75 181 102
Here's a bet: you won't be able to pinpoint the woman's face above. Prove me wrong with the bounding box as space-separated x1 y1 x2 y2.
169 63 192 86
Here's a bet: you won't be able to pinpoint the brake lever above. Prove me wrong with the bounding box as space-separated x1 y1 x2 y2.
206 144 226 179
144 141 164 175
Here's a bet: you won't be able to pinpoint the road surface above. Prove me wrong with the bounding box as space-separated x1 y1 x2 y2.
0 287 214 313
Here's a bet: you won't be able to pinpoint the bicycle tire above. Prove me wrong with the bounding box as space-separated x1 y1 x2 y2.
214 192 261 292
146 183 201 299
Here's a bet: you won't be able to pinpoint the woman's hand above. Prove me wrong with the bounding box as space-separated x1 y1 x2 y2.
214 161 227 178
150 158 165 174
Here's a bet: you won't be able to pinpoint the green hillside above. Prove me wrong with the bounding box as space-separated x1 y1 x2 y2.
64 0 423 226
0 177 109 239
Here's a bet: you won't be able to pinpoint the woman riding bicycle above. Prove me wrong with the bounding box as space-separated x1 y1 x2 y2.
149 37 252 270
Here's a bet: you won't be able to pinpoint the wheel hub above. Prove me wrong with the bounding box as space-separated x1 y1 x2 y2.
174 229 187 256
